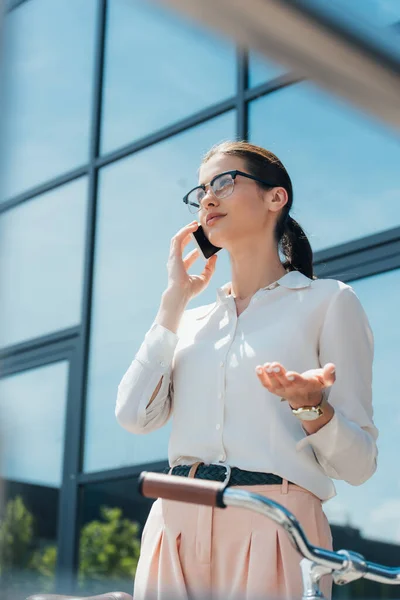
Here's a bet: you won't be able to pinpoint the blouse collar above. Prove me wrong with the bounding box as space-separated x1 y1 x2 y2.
216 270 312 302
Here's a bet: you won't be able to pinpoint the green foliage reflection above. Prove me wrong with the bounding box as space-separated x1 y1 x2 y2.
0 496 141 597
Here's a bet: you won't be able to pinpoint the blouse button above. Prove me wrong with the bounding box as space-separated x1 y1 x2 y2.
160 361 166 368
219 361 224 368
216 424 221 430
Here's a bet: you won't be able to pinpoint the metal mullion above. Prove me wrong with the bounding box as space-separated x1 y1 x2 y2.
315 249 400 283
316 239 400 275
77 460 169 486
343 254 400 281
55 345 84 592
244 72 304 102
94 95 237 170
315 256 400 284
236 46 248 140
314 226 400 264
55 0 107 592
0 338 77 378
0 326 81 362
0 165 89 216
78 0 107 468
314 227 400 282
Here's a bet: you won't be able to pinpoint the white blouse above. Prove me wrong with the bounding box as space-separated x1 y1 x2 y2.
116 271 378 501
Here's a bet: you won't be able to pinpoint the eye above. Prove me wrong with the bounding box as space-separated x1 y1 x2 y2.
194 187 205 203
213 174 233 192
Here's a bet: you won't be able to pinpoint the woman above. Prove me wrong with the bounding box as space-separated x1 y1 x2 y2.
116 141 378 600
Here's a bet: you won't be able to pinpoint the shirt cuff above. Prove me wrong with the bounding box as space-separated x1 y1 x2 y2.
135 322 179 371
296 409 358 456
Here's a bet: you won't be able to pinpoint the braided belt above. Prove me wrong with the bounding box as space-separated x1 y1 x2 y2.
165 463 284 486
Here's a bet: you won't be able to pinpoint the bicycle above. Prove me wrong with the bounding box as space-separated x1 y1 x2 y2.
139 471 400 600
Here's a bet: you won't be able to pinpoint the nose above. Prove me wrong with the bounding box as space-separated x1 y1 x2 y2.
200 186 218 209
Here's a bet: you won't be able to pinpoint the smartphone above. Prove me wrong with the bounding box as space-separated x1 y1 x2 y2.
192 225 222 260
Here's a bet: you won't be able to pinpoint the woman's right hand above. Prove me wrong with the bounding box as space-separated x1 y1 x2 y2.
166 221 218 302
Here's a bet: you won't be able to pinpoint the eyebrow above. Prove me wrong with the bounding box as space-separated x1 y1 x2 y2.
197 176 212 187
198 171 228 187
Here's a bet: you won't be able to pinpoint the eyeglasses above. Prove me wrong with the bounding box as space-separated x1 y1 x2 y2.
182 170 278 214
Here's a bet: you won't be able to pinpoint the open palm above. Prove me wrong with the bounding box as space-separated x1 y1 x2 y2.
256 361 336 408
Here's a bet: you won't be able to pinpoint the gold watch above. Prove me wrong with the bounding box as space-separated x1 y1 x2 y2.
290 395 326 421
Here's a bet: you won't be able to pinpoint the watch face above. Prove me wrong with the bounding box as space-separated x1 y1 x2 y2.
295 407 323 421
299 411 319 421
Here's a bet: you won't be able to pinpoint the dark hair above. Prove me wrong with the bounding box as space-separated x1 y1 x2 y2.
201 140 314 279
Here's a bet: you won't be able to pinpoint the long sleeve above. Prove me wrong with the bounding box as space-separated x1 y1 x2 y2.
115 322 179 434
296 285 378 485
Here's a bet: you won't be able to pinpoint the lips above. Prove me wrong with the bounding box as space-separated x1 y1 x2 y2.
206 213 226 226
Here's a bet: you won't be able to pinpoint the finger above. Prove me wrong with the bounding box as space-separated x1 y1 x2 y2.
322 363 336 387
255 364 275 391
261 362 282 392
179 232 196 254
266 362 288 388
199 254 218 283
169 229 198 263
181 230 198 250
264 362 287 395
183 248 200 269
284 371 303 386
171 221 199 249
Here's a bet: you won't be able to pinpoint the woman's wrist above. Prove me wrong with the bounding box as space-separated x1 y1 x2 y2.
287 390 324 410
300 401 335 435
285 391 335 434
155 287 190 334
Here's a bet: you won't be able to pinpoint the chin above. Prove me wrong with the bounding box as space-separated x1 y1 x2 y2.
207 230 226 247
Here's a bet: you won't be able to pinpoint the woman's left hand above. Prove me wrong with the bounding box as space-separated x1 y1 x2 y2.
255 361 336 409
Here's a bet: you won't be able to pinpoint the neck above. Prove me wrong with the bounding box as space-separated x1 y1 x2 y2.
228 234 287 301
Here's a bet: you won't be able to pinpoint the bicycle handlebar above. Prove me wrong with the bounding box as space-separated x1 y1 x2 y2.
138 472 400 586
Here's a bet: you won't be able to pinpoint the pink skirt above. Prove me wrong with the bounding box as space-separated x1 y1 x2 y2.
134 479 333 600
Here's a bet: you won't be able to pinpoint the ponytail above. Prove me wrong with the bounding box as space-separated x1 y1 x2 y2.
281 216 314 279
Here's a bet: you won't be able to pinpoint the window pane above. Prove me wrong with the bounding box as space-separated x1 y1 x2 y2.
249 84 400 251
323 270 400 597
0 178 88 348
101 0 236 154
84 113 235 472
248 52 287 88
77 478 153 596
0 362 69 486
0 362 69 599
0 0 97 201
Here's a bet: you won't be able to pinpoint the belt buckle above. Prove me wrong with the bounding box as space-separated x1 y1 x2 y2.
210 462 231 485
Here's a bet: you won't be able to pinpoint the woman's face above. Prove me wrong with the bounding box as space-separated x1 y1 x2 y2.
197 153 283 251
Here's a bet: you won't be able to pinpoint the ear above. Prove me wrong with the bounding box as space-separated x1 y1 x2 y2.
268 187 288 213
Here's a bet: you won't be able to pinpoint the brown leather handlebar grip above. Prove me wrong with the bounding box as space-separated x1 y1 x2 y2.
138 472 227 508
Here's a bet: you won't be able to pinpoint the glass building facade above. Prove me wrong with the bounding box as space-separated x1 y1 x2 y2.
0 1 399 598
